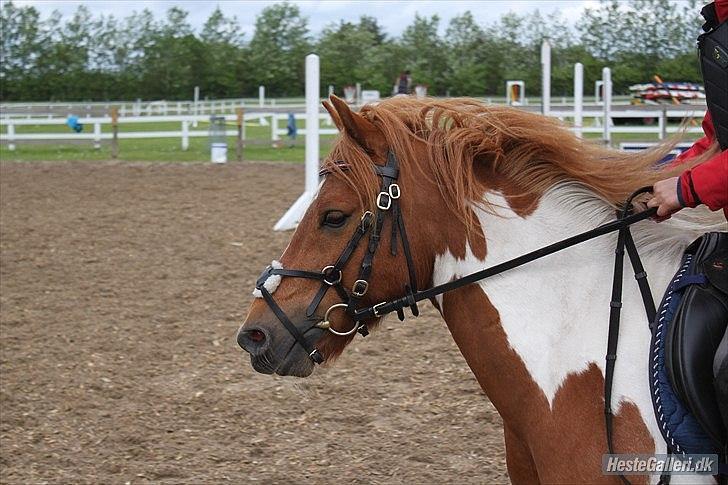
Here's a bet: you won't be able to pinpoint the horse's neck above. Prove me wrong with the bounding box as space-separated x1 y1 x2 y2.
431 185 685 431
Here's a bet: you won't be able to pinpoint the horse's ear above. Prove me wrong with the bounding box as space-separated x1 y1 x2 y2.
322 99 343 131
328 95 386 154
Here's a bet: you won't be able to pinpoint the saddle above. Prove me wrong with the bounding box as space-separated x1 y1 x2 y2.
650 231 728 457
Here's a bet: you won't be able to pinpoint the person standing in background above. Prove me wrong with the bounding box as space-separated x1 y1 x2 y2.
395 70 412 95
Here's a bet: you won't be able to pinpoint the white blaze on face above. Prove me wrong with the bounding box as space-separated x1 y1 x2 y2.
252 260 283 298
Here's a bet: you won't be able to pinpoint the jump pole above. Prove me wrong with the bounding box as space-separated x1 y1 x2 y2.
541 40 551 115
573 63 583 138
274 53 320 231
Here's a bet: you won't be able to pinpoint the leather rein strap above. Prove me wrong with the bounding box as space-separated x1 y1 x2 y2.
352 196 658 321
603 187 665 485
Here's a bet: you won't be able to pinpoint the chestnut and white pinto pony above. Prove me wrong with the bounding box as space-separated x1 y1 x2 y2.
239 96 724 484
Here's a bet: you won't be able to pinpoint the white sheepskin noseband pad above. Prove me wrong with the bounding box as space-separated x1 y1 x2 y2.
252 260 283 298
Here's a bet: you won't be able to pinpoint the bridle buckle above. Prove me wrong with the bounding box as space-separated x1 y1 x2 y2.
389 184 401 199
376 191 391 210
372 301 387 317
352 279 369 297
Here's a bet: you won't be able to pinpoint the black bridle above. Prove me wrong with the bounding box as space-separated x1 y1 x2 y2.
253 150 665 484
254 151 419 363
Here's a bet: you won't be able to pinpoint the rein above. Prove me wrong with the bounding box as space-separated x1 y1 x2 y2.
255 151 665 484
353 197 657 321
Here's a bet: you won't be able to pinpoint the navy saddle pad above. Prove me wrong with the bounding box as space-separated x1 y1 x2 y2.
649 231 728 455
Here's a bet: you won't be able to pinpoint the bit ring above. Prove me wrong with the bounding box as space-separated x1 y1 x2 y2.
319 303 359 336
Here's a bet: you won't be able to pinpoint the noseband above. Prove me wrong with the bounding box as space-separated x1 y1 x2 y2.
254 151 420 363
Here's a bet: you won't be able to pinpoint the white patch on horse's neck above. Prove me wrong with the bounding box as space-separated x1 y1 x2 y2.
433 183 710 459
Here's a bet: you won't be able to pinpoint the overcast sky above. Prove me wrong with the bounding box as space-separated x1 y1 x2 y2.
15 1 601 36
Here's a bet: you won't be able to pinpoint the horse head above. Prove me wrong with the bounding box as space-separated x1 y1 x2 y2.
237 96 467 377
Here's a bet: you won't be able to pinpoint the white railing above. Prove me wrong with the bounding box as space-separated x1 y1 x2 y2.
0 95 641 120
1 114 248 151
549 108 705 138
0 97 313 120
0 112 337 151
0 106 706 151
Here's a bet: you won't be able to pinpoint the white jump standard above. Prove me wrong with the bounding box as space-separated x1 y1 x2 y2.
274 53 321 231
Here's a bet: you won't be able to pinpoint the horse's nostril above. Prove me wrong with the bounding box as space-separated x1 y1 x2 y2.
237 327 268 351
248 329 266 343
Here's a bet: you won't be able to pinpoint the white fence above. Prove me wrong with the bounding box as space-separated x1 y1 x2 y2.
549 108 705 138
0 106 705 151
0 112 339 151
0 98 309 120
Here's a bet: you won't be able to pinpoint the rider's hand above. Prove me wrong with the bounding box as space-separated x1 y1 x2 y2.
647 176 683 222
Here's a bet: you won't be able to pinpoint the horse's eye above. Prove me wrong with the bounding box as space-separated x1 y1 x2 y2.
322 210 348 228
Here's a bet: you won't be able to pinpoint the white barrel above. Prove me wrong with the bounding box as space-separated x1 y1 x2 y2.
211 142 228 163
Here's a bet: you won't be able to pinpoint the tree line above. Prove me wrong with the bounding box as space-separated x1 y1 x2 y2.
0 0 704 102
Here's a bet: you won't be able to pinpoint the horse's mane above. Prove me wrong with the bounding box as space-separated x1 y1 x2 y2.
323 96 715 232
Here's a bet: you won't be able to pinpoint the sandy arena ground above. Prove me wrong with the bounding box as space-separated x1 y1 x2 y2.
0 161 508 483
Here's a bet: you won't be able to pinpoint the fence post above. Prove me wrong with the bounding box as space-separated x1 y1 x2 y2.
181 120 189 151
236 107 244 162
111 107 119 158
271 114 279 144
258 86 267 125
93 122 101 150
573 63 583 138
602 67 612 145
7 123 15 151
541 40 551 115
193 86 199 127
659 105 667 140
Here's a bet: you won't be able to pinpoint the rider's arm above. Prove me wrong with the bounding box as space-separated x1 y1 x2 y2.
678 151 728 211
